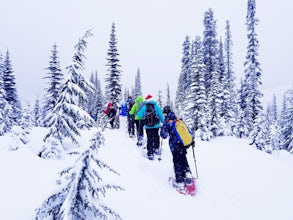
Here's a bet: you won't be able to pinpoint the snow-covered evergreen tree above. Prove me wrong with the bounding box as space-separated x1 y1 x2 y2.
35 129 123 220
33 97 42 127
236 79 249 138
202 8 222 138
88 71 104 120
258 97 281 154
202 8 219 95
175 35 191 117
223 20 237 135
166 83 172 108
243 0 263 145
280 88 293 153
9 103 32 150
40 30 95 159
105 23 123 105
134 68 142 98
42 44 63 126
157 90 163 108
0 53 13 135
186 36 211 141
3 50 21 124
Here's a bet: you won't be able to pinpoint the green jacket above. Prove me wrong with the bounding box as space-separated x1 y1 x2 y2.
129 96 144 120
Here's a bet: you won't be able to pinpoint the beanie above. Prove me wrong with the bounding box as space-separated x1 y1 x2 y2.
145 94 153 100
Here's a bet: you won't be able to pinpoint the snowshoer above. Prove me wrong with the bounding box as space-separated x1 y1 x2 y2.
129 96 145 146
137 94 165 160
126 96 135 137
160 106 194 190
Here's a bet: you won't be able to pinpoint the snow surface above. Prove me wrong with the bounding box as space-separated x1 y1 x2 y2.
0 117 292 220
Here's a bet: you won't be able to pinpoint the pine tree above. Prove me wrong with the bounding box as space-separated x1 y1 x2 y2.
224 20 237 135
203 8 219 94
42 44 63 126
3 50 21 124
202 8 222 137
87 71 104 120
280 88 293 152
35 129 123 220
134 68 142 98
236 79 249 138
243 0 263 145
105 23 123 104
175 35 191 117
166 83 172 108
157 90 163 108
40 30 95 159
33 97 42 127
0 53 13 135
186 36 211 140
9 103 32 150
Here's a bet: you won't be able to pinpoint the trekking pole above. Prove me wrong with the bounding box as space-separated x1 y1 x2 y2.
192 143 199 179
158 138 163 161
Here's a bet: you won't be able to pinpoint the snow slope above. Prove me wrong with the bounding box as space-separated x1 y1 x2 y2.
0 117 292 220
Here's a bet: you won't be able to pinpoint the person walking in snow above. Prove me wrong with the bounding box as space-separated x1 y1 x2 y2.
129 96 145 145
160 106 194 189
137 94 165 160
126 96 135 137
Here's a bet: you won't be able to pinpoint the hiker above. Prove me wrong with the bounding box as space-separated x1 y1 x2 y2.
129 96 145 145
126 96 135 137
160 106 194 189
104 102 118 129
137 94 165 160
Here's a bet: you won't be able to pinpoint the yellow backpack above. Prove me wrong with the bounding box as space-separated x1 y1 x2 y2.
171 119 193 147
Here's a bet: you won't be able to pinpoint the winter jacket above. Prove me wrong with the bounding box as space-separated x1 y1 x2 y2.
137 100 165 129
160 112 185 152
129 96 144 120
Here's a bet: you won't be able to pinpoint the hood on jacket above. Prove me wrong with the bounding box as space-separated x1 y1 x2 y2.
135 96 144 103
166 112 177 120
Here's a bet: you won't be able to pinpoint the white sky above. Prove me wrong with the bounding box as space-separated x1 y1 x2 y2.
0 0 292 103
0 117 292 219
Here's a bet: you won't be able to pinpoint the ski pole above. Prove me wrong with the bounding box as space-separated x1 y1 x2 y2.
158 138 163 161
192 143 199 179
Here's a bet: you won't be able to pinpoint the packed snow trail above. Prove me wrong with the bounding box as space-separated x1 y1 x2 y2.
99 117 293 220
0 117 292 219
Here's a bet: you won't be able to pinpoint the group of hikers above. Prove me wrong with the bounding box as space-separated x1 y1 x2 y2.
103 94 195 191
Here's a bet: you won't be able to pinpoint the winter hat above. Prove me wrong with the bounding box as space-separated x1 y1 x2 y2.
145 94 153 100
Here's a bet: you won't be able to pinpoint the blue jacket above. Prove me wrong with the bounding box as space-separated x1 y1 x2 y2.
160 112 191 152
137 100 165 129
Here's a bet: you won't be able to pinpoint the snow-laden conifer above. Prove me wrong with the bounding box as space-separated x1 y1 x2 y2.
3 50 22 124
35 129 123 220
42 44 63 126
243 0 263 144
175 35 191 117
105 23 123 105
40 30 95 159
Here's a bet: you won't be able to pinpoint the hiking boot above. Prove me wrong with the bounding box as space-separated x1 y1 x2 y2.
185 171 192 179
148 154 154 160
154 148 161 155
185 172 193 185
172 180 184 190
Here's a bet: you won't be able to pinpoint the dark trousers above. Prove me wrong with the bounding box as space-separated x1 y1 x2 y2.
135 120 144 137
127 114 135 135
172 146 190 183
145 128 160 156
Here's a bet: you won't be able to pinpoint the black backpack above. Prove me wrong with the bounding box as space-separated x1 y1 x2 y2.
144 103 160 126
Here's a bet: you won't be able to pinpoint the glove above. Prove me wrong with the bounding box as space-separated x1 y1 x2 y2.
191 140 195 148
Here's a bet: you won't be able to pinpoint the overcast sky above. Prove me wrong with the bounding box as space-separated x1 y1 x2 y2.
0 0 292 104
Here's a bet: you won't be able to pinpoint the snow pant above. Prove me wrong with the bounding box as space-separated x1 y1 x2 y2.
172 146 190 183
145 128 160 156
127 114 135 136
135 119 144 138
108 108 117 128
